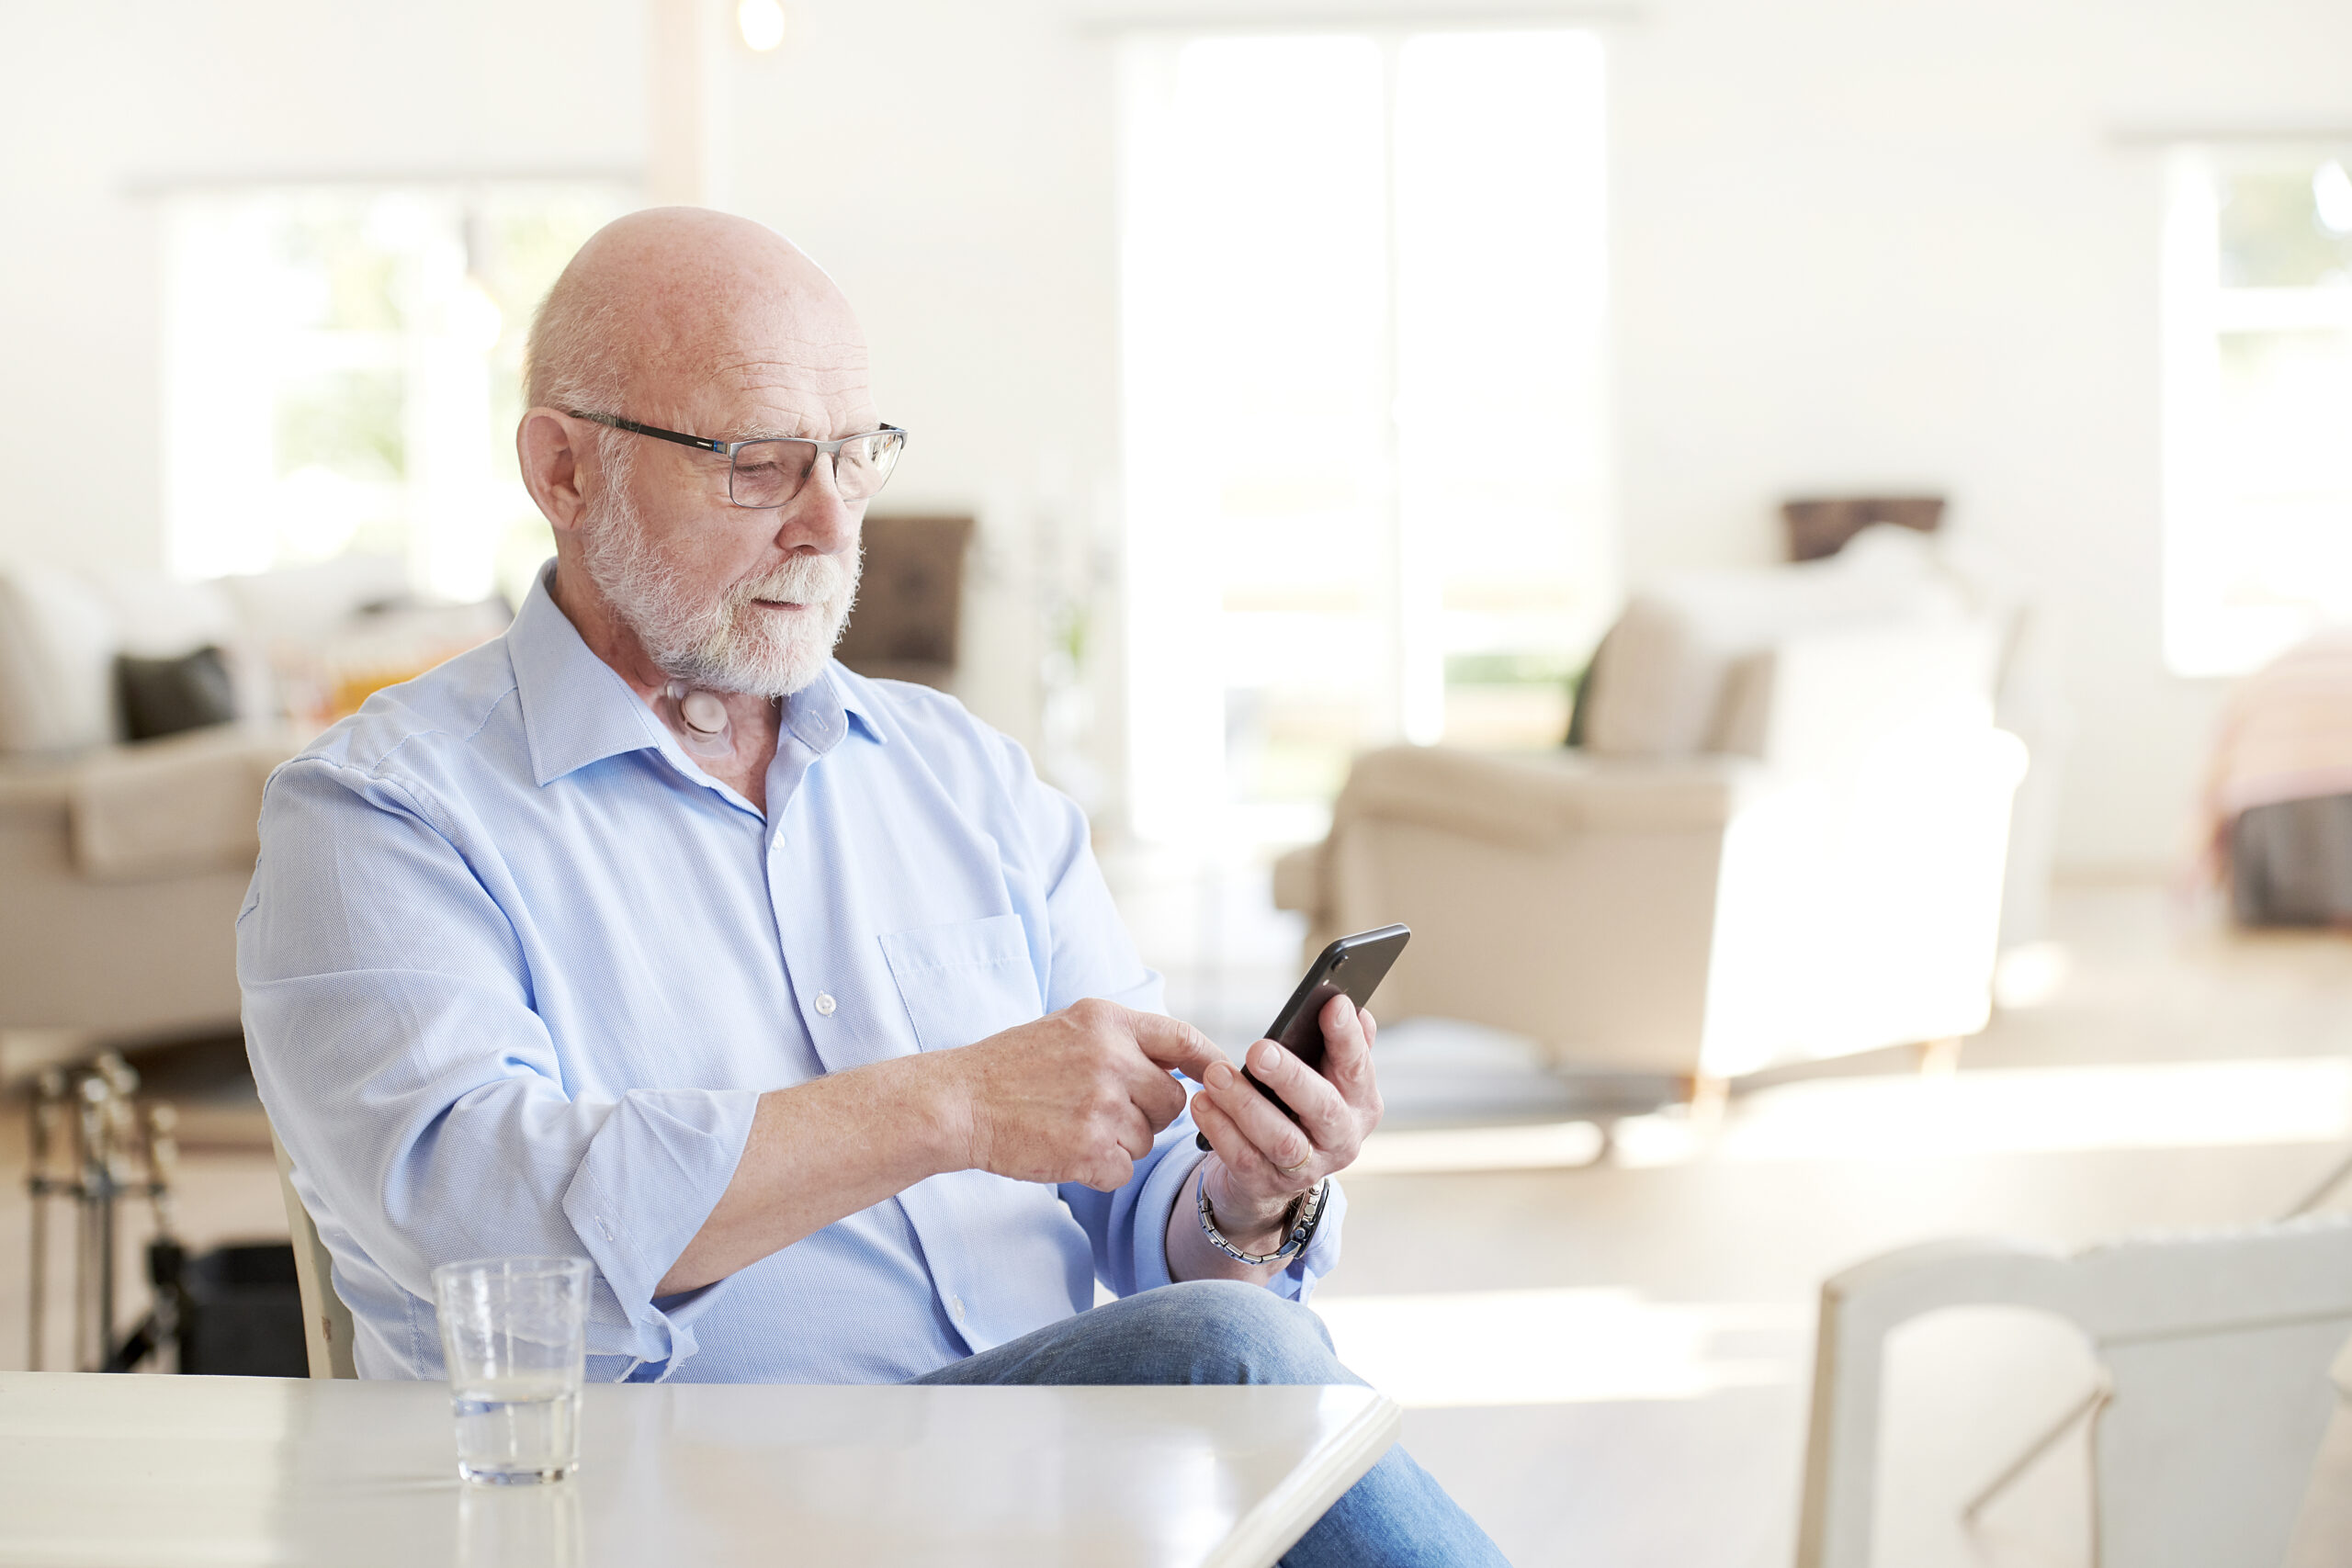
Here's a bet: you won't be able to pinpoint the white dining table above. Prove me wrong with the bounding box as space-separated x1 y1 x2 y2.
0 1371 1400 1567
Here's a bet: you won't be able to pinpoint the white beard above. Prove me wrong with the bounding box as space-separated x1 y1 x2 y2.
579 466 861 698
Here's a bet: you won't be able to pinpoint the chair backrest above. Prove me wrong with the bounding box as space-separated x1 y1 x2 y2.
266 1122 356 1379
1797 1219 2352 1568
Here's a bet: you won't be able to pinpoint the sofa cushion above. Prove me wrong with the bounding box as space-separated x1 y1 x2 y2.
1735 617 2000 775
0 566 118 754
117 646 239 741
1579 525 1971 760
67 725 300 881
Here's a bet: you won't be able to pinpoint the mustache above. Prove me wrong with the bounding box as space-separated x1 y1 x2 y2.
729 550 854 608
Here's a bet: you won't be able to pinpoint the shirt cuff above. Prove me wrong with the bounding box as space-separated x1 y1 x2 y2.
1275 1178 1345 1303
1133 1133 1349 1303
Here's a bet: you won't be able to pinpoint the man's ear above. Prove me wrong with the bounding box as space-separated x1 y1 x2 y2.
518 409 592 537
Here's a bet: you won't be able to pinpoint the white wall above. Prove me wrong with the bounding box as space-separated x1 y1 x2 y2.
7 0 2351 868
1610 0 2352 869
711 1 1126 786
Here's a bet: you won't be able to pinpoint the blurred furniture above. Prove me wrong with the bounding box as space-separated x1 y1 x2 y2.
1781 495 1946 562
0 1372 1399 1567
834 513 974 691
2201 629 2352 927
272 1122 356 1380
1778 499 2068 953
2283 1334 2352 1567
0 726 302 1041
1797 1218 2352 1568
2234 795 2352 925
22 1054 301 1376
0 555 504 1045
1275 527 2033 1083
22 1055 172 1371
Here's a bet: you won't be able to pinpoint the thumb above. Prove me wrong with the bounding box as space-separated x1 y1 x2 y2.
1125 1008 1230 1083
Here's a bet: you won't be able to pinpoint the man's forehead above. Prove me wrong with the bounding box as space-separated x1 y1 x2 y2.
639 319 876 438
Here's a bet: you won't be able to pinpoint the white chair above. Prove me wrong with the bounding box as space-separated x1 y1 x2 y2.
269 1122 356 1380
2283 1336 2352 1564
1796 1218 2352 1568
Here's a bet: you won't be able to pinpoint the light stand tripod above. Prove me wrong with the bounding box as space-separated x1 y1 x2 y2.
23 1055 180 1372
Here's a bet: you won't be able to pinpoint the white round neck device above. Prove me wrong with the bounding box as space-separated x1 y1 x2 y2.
661 681 735 761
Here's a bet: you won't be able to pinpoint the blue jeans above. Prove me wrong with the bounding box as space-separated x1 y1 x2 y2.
910 1280 1510 1567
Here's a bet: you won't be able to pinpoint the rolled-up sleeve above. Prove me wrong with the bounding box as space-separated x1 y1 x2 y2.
239 757 755 1371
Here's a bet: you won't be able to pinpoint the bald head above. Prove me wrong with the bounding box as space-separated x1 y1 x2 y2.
525 207 866 430
515 208 882 705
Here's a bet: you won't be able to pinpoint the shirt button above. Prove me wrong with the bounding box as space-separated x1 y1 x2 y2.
813 992 837 1017
950 1294 967 1322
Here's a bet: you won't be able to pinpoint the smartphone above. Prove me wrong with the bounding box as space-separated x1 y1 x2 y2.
1193 923 1410 1151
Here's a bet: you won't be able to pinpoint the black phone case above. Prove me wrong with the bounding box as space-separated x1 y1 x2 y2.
1194 924 1410 1149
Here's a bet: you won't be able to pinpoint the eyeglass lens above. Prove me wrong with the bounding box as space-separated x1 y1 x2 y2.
729 431 904 507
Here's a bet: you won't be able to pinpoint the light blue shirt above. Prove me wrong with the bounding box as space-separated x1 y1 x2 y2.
238 569 1342 1383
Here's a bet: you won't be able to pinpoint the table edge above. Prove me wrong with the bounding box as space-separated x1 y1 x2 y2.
1202 1389 1405 1568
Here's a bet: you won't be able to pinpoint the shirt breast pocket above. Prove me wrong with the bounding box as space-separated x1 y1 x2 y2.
877 914 1046 1053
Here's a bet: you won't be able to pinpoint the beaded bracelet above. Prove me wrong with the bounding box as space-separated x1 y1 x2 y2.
1196 1172 1330 1266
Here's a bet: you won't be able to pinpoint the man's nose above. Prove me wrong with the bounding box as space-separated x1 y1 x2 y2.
775 458 861 555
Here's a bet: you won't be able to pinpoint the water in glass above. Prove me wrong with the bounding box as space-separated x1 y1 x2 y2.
451 1373 582 1484
432 1256 590 1486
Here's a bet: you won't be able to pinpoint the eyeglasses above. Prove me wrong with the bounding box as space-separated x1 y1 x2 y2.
569 411 909 508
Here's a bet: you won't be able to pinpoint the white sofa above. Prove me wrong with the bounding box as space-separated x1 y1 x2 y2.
0 556 505 1047
1274 528 2042 1084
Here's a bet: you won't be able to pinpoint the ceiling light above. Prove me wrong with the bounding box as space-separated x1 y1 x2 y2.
738 0 786 52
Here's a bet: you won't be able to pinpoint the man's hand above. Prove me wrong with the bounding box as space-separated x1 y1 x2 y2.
939 999 1229 1191
1187 994 1383 1247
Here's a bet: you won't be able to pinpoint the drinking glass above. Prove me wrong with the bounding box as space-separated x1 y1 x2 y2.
431 1256 591 1485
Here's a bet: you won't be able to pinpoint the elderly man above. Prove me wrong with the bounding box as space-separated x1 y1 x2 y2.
241 208 1504 1563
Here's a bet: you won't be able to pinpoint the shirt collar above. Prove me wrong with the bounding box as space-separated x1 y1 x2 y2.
780 660 887 755
509 564 884 788
831 671 884 745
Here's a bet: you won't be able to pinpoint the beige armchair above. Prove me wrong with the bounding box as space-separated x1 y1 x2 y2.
1276 531 2031 1085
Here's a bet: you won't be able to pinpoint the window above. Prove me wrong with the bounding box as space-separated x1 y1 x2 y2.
1121 30 1611 842
164 184 628 604
2163 151 2352 677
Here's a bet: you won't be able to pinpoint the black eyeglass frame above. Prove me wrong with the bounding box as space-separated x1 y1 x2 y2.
567 410 909 509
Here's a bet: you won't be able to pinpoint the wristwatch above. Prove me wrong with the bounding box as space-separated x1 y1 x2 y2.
1196 1171 1331 1267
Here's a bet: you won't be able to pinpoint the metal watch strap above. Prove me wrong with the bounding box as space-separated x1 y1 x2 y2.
1196 1173 1330 1267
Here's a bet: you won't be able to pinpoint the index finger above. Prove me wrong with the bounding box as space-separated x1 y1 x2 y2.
1125 1009 1231 1083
